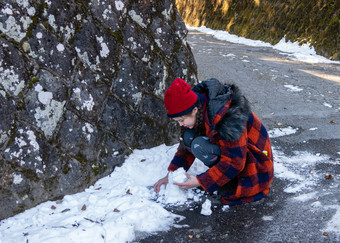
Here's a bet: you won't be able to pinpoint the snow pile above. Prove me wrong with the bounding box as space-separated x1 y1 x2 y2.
0 144 208 243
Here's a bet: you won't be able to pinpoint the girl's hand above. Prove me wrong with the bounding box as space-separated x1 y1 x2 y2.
174 173 200 189
154 173 169 194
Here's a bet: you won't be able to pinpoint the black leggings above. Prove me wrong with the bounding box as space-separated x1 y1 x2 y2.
182 129 221 167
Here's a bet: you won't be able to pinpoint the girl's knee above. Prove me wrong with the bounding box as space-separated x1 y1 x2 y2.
182 129 196 150
191 136 221 166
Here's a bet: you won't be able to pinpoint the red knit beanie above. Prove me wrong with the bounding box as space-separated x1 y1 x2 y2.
164 78 198 118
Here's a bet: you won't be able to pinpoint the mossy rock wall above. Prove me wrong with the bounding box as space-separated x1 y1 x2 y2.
176 0 340 60
0 0 197 219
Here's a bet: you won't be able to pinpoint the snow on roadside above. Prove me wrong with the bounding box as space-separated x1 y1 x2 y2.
187 26 340 64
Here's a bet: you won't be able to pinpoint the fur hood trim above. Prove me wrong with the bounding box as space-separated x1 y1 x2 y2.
193 78 250 141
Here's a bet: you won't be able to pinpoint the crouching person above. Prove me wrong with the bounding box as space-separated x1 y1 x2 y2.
154 78 274 205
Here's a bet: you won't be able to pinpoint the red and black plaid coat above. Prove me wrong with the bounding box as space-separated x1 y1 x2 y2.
168 79 274 205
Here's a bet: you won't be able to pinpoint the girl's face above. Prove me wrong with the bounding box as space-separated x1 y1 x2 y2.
173 107 198 129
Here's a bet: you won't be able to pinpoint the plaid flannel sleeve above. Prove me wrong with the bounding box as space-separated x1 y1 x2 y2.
167 146 196 172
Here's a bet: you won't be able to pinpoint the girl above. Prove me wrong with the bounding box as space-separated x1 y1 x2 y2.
154 78 274 205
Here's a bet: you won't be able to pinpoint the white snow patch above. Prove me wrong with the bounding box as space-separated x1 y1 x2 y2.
284 84 303 92
323 102 332 108
0 130 8 144
222 205 230 211
273 147 330 193
291 192 318 202
268 126 298 138
155 39 162 48
262 216 274 221
201 199 212 216
16 0 30 8
323 206 340 238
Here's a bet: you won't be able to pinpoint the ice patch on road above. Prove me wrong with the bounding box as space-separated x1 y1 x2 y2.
291 192 318 202
274 147 340 238
324 206 340 240
273 148 330 193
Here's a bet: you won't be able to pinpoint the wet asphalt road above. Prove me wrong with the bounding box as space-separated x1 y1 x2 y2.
138 30 340 243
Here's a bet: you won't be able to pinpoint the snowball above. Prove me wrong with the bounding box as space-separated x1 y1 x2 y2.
200 199 212 216
171 168 187 183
